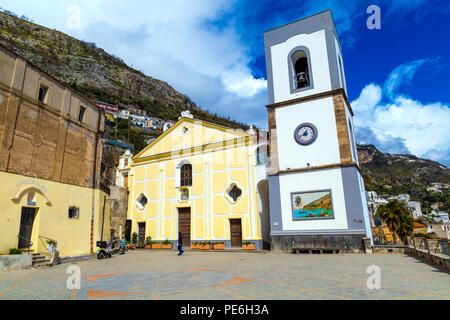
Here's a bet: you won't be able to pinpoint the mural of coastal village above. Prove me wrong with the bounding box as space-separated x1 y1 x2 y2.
291 190 334 220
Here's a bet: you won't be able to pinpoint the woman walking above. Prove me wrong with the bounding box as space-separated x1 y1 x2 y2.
177 232 184 256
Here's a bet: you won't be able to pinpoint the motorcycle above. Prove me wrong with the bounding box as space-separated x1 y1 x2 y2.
97 241 112 259
118 240 127 255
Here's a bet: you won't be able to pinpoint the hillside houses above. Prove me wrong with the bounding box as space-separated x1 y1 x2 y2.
366 191 449 242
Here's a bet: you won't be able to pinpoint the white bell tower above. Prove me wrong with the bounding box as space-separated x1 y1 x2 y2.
264 10 372 252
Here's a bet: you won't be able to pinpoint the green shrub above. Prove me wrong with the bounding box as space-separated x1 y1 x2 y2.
151 240 160 244
162 239 171 245
9 248 23 255
243 241 254 245
132 232 138 245
145 236 152 245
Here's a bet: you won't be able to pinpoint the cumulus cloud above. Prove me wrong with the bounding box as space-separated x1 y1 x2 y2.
351 60 450 166
1 0 268 126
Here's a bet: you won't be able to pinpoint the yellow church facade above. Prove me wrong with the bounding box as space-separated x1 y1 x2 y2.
123 116 264 249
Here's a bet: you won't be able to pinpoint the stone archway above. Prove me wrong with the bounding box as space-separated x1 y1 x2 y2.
257 179 270 250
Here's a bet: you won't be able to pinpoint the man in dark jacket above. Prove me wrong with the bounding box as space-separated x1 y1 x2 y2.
177 232 184 256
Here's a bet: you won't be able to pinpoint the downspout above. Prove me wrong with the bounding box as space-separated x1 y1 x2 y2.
90 108 102 254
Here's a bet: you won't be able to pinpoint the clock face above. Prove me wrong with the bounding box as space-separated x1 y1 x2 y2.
294 123 318 145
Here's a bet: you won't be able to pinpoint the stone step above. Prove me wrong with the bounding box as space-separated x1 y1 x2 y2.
32 257 49 263
32 261 52 268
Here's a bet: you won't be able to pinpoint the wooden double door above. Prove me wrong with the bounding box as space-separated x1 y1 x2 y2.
178 207 191 247
230 219 242 247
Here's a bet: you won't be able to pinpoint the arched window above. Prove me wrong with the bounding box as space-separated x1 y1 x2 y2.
289 47 313 93
256 145 271 165
180 164 192 187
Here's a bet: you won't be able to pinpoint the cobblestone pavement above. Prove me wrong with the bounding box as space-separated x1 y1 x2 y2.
0 250 449 300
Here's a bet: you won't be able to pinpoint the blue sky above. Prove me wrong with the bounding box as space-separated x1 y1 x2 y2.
1 0 449 165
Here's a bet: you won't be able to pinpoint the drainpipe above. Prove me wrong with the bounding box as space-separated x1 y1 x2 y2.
90 108 102 254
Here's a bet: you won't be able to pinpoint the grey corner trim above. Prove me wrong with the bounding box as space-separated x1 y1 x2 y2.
270 229 367 236
264 44 275 105
288 46 314 94
341 166 367 230
290 189 335 221
268 175 283 232
293 122 318 146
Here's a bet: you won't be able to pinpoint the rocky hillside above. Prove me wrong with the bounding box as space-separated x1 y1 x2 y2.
357 144 449 213
0 10 248 130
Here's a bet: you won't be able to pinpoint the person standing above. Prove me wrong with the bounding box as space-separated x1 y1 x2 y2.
177 232 184 256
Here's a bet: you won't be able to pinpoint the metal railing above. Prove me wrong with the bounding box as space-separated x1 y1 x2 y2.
17 235 33 251
39 236 57 251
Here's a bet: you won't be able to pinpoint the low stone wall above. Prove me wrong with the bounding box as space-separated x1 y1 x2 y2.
270 234 367 253
372 245 406 253
0 254 32 272
405 246 450 272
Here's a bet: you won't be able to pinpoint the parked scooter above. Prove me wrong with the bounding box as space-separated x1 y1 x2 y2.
119 240 127 255
97 241 112 259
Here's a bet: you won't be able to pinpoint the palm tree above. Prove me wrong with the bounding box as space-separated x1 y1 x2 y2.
377 200 414 244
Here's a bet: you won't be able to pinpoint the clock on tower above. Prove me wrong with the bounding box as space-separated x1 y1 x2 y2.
263 10 373 252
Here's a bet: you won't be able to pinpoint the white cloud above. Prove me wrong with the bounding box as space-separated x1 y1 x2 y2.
351 60 450 166
0 0 267 125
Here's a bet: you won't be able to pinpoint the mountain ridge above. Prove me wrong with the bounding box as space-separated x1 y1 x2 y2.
0 10 249 130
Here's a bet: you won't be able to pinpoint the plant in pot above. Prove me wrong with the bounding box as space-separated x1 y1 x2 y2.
152 240 162 249
162 239 172 249
131 232 138 250
145 236 152 249
213 241 225 250
191 241 199 249
200 241 211 250
242 241 255 250
9 248 23 255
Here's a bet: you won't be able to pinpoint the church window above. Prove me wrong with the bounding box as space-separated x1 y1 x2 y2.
227 184 242 203
182 126 189 134
180 164 192 187
136 193 148 209
256 145 270 165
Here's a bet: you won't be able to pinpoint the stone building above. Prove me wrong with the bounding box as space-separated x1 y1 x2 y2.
0 43 111 257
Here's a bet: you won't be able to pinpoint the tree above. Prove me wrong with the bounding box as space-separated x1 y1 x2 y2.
377 200 414 244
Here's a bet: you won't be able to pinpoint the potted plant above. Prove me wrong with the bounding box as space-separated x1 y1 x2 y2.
200 241 211 250
191 241 199 249
9 248 23 255
151 240 162 249
131 232 138 250
145 236 152 249
162 239 173 249
242 241 255 250
213 241 225 250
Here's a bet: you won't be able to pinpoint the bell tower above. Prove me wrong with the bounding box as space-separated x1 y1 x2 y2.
264 10 372 252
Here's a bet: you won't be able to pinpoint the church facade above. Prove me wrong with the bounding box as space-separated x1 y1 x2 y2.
121 10 372 252
120 116 266 249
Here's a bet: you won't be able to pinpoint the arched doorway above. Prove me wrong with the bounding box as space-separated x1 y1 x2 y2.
257 179 271 250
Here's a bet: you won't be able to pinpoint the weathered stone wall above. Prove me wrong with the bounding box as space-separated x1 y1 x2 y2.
333 94 352 163
0 45 104 189
109 185 128 239
271 234 367 253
